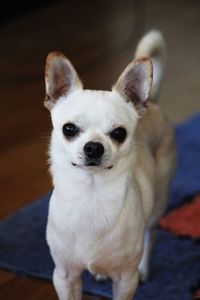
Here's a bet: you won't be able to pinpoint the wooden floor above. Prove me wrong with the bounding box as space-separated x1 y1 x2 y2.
0 0 200 298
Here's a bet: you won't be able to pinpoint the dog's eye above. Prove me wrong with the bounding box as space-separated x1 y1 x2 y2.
63 123 79 138
110 127 127 143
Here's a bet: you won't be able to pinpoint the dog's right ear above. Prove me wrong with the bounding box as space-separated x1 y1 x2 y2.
113 57 152 113
44 52 83 110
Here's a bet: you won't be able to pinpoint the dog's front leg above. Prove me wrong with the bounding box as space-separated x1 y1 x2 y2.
53 267 82 300
112 270 139 300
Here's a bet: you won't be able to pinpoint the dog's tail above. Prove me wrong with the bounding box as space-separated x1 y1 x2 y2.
134 30 166 102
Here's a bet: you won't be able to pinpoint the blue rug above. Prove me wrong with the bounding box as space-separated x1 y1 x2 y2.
0 113 200 299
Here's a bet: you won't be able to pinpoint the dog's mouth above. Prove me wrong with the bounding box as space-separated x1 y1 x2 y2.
86 161 99 166
85 157 101 167
71 161 113 170
85 159 113 169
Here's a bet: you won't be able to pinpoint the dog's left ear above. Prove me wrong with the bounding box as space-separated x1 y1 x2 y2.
113 57 153 112
44 51 83 110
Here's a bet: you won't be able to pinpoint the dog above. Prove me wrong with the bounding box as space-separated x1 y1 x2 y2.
45 30 176 300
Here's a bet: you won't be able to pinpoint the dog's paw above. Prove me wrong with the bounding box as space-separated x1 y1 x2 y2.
139 271 149 284
138 265 150 283
138 255 150 283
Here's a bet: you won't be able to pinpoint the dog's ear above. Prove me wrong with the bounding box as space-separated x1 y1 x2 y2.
113 57 153 113
44 52 83 110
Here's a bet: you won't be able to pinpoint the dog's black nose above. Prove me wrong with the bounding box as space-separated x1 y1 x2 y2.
84 142 104 159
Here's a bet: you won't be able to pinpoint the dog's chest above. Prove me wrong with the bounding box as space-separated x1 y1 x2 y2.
47 176 143 270
49 180 126 235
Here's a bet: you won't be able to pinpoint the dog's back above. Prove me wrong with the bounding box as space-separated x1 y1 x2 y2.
133 31 176 282
134 102 176 225
133 30 176 226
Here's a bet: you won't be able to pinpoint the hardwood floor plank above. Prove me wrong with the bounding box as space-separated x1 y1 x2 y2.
0 274 108 300
0 138 51 218
0 270 15 286
0 276 54 300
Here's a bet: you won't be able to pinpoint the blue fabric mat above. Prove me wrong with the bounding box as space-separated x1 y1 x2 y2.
0 113 200 299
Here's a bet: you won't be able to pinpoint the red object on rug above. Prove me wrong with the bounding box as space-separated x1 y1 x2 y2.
160 195 200 299
160 195 200 238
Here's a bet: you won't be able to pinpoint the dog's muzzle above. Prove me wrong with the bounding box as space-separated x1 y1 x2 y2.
84 141 104 166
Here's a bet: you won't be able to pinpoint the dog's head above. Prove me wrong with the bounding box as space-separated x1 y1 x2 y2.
45 52 152 171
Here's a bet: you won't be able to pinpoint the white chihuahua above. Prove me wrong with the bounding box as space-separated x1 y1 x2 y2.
45 30 176 300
